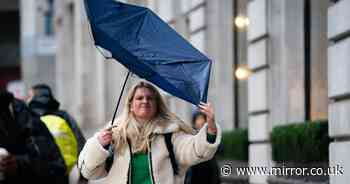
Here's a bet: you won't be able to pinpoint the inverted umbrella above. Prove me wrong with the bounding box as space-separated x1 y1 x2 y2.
84 0 212 123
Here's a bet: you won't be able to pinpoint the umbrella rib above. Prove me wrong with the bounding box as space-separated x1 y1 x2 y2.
135 11 148 43
179 63 198 103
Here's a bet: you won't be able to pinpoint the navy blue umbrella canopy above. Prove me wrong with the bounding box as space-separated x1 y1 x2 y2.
84 0 212 105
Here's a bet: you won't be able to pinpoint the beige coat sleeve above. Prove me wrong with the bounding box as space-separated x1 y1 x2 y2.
172 123 222 167
78 134 109 179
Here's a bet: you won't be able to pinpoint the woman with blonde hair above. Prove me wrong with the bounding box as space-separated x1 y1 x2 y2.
78 81 221 184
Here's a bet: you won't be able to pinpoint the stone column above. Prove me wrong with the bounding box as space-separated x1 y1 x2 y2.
55 0 76 114
248 0 306 183
73 0 105 137
328 0 350 183
20 0 56 93
206 0 235 130
72 0 84 126
247 0 270 183
268 0 306 126
19 0 37 91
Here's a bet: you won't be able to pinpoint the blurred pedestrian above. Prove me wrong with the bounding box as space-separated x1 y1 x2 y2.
78 81 222 184
0 90 67 184
185 111 221 184
27 84 87 184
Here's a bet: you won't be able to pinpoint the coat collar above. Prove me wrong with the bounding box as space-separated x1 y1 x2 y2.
151 116 194 135
153 119 180 134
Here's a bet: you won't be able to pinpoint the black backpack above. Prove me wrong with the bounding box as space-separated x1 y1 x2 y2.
105 132 179 175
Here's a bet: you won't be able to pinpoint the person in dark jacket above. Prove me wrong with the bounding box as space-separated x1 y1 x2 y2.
27 84 87 183
185 111 221 184
0 90 67 184
27 84 86 153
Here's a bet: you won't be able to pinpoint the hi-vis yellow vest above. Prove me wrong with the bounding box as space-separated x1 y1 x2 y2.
41 115 78 173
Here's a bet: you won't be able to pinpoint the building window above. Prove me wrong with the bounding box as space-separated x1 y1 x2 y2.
44 0 54 36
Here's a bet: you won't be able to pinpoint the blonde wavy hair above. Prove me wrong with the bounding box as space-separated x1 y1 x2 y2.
111 81 193 154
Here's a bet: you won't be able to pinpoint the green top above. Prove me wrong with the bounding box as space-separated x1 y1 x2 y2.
131 153 152 184
130 133 216 184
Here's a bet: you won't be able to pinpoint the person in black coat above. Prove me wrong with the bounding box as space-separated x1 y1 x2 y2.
27 84 87 183
185 111 221 184
27 84 86 153
0 90 67 184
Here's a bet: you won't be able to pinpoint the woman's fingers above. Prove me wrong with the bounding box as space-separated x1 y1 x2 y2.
198 102 214 117
101 131 113 137
198 102 212 110
97 129 113 146
199 102 217 134
198 102 216 131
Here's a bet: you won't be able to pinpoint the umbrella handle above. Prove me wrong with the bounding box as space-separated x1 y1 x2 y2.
111 71 131 126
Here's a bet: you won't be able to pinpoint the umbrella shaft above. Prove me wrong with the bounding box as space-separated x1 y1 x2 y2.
111 71 131 126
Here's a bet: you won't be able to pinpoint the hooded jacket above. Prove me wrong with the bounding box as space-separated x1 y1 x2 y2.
28 87 86 153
